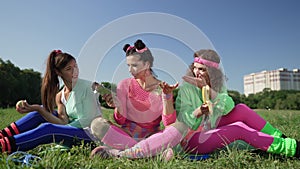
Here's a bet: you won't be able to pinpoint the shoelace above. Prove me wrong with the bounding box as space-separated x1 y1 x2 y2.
6 151 42 168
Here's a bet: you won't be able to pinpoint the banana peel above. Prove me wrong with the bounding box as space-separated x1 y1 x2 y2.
202 85 213 129
202 85 213 115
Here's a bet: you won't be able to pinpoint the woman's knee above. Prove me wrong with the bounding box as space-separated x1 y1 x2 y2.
170 121 188 135
234 103 250 110
228 103 250 119
90 117 110 140
37 123 57 133
26 111 41 118
226 121 251 134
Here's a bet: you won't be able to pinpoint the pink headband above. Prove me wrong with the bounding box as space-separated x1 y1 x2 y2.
54 50 62 55
136 47 148 53
126 45 148 54
126 46 134 52
194 57 219 68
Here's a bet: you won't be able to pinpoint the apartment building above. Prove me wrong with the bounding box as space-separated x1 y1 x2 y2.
244 68 300 96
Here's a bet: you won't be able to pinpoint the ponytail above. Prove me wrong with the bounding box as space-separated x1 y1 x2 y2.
41 50 75 113
41 51 60 112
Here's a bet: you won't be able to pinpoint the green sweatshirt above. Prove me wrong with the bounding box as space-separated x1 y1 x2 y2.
66 78 101 128
175 81 234 130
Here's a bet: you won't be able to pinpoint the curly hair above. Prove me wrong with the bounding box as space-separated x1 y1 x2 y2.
187 49 225 92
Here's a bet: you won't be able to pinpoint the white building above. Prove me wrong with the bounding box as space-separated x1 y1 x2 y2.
244 68 300 96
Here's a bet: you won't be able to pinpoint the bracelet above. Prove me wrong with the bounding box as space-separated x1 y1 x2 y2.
162 93 173 100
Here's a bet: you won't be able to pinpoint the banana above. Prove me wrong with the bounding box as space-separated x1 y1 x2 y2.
202 85 209 103
201 85 213 130
202 85 212 115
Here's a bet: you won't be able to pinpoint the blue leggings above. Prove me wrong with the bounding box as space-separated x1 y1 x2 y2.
15 111 58 133
13 123 94 151
8 111 94 152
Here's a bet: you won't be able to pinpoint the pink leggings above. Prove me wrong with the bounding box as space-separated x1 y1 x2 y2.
103 104 275 156
185 104 274 154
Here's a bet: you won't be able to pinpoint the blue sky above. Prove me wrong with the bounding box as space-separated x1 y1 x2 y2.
0 0 299 94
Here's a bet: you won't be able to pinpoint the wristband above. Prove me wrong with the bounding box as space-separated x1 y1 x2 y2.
162 93 173 100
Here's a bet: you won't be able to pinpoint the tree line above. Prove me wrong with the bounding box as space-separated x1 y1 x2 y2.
228 89 300 110
1 58 299 110
0 58 41 108
99 83 300 110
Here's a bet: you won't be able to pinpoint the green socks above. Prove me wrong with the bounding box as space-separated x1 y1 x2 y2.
267 137 297 157
260 122 283 138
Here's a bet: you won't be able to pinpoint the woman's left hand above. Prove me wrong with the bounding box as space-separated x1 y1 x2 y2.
159 81 179 94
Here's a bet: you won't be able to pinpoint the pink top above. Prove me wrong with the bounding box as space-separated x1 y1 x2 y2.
114 78 176 138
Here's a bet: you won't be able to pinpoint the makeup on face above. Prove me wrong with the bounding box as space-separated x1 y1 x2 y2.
126 55 147 77
193 62 207 78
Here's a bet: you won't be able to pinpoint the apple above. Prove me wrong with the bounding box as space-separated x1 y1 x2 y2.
16 100 25 108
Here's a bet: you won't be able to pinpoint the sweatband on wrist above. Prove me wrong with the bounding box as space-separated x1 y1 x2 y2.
162 93 173 100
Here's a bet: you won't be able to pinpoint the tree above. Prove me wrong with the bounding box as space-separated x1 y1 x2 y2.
0 59 20 107
228 90 242 105
0 58 41 108
19 69 42 103
285 94 298 110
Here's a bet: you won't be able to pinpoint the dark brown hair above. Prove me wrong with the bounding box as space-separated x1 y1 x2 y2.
41 50 75 113
123 39 154 67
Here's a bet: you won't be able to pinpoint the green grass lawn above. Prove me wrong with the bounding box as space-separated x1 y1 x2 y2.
1 108 300 168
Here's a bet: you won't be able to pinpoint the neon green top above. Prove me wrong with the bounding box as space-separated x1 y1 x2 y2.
65 78 101 128
175 81 234 130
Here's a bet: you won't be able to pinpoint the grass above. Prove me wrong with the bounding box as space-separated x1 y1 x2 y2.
1 108 300 168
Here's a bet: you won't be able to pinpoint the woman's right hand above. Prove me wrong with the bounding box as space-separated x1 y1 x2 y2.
159 81 179 94
193 104 210 118
182 75 207 89
102 94 116 108
16 101 41 114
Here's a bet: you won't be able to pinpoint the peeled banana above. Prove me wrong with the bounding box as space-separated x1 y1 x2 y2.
202 85 213 115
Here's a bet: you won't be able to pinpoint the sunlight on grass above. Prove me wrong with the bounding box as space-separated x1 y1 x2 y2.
1 108 300 168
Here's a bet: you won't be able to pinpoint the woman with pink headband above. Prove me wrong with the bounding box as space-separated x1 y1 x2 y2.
90 39 181 159
90 48 300 160
176 49 300 158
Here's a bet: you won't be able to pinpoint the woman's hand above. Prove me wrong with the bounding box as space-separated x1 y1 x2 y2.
16 101 42 114
182 75 207 89
159 81 179 116
102 93 117 108
193 104 210 118
159 81 179 94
